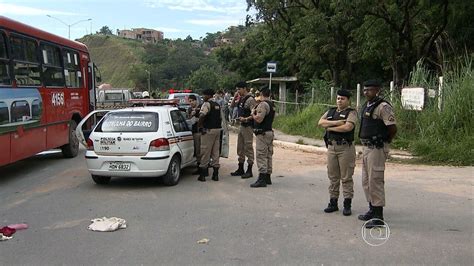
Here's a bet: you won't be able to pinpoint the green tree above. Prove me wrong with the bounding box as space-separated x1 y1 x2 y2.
188 66 220 92
354 0 451 86
98 26 113 35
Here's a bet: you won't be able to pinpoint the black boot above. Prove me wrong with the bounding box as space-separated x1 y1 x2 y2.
343 198 352 216
231 163 244 176
241 164 253 179
212 167 219 181
192 163 200 175
197 167 206 182
265 173 272 185
358 202 374 221
250 173 267 188
324 198 339 213
365 206 384 228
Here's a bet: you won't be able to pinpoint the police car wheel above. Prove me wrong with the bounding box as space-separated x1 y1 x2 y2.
163 155 181 186
91 175 111 185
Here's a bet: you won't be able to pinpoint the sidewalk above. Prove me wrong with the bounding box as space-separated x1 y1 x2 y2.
273 129 414 160
229 125 414 160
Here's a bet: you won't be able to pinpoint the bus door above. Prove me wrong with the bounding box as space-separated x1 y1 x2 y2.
88 62 101 111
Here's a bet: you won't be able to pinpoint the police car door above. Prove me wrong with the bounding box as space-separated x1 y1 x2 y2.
169 110 194 164
220 108 229 158
76 110 110 147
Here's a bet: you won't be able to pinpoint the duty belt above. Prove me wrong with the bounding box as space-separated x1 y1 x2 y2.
360 139 384 149
254 129 273 136
327 140 352 146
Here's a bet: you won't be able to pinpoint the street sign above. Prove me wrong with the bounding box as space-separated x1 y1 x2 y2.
267 62 277 73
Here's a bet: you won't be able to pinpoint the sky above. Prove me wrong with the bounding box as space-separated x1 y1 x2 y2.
0 0 252 40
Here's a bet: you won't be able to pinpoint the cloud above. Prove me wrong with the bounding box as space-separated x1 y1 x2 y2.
0 3 77 16
144 0 246 14
156 27 191 33
186 18 240 26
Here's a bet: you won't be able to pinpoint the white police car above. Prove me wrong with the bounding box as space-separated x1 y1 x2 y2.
76 100 196 185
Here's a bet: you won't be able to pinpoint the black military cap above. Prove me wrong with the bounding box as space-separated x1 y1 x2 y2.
235 81 247 89
337 89 352 98
363 79 382 88
202 89 215 96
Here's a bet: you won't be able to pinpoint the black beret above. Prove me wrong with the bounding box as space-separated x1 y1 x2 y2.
235 81 247 89
363 79 382 88
202 89 215 96
337 89 352 98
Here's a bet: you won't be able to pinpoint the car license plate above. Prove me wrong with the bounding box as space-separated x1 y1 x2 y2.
109 162 131 171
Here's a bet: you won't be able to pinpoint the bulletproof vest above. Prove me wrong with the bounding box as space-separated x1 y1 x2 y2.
191 104 201 133
238 94 253 127
326 107 355 142
203 101 222 129
254 100 275 131
359 97 390 140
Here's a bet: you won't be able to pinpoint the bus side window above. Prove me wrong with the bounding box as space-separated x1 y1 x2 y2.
0 102 9 125
11 35 41 86
0 32 11 85
41 43 64 87
63 50 82 88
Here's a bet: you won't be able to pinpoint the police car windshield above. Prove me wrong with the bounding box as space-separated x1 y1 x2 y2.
98 112 158 132
104 93 125 101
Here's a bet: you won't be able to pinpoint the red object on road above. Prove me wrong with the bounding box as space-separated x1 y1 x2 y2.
7 223 29 230
0 226 16 237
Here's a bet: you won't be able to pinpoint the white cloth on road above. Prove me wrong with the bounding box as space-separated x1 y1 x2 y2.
1 233 13 241
88 217 127 232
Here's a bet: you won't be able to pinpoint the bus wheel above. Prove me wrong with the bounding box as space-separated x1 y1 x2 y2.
91 175 111 185
61 120 79 158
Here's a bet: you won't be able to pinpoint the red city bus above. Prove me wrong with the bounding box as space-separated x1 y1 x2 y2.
0 16 100 167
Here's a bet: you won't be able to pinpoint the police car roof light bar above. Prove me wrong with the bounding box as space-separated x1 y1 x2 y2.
130 99 180 106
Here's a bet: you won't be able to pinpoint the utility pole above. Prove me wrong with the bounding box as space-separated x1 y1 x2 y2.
145 69 151 91
47 15 92 39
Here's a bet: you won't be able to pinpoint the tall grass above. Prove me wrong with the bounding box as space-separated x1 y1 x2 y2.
273 57 473 165
393 58 474 165
274 104 328 139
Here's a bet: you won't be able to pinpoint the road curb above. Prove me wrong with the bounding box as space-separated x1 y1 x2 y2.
273 140 327 154
229 125 415 160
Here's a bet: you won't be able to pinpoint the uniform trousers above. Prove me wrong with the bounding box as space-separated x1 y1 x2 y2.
327 143 355 199
192 132 201 164
255 131 274 174
237 125 254 165
361 144 389 206
200 129 221 168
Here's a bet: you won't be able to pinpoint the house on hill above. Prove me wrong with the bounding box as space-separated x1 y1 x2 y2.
117 28 164 43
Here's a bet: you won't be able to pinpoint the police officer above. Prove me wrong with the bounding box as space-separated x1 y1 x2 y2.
230 81 257 179
358 80 397 228
197 89 222 182
318 89 357 215
187 94 201 174
249 88 275 188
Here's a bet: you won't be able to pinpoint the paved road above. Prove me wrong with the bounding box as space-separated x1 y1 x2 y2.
0 133 472 265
